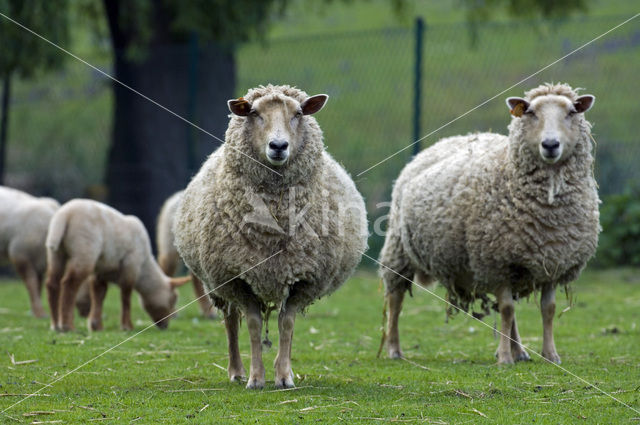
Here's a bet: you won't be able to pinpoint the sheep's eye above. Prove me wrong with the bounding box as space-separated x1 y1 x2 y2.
566 110 576 118
294 111 302 118
524 109 536 118
249 109 259 118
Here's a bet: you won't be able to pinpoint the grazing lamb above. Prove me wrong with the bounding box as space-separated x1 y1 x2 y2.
380 83 599 364
174 84 368 389
45 199 190 332
0 186 59 318
157 190 215 318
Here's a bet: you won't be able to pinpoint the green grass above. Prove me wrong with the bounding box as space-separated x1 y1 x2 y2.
1 268 639 423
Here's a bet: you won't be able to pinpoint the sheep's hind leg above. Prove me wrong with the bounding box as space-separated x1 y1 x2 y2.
224 305 246 383
45 258 65 331
510 314 530 362
496 286 515 364
58 263 91 332
386 288 407 359
541 284 561 364
245 300 265 389
88 276 108 331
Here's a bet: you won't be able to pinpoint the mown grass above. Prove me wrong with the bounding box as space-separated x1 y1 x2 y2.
1 268 639 423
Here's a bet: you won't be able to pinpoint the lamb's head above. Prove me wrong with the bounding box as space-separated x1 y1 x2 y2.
141 276 190 329
507 83 594 165
227 85 328 167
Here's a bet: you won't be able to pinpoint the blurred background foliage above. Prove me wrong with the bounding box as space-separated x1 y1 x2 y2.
0 0 638 266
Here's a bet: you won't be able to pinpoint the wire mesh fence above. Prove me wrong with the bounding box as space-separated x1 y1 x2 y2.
4 14 640 258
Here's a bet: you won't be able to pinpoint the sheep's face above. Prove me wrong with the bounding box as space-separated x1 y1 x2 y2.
228 94 328 166
142 287 179 330
507 94 594 164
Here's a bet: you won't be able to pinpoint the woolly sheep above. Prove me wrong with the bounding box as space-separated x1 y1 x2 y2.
157 190 215 318
174 85 368 389
379 83 599 364
45 199 190 332
0 186 60 318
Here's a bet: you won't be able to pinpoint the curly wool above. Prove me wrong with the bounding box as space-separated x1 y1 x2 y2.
380 84 600 316
174 85 368 312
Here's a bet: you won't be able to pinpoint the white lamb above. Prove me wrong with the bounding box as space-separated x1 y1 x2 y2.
156 190 215 318
0 186 59 318
174 85 368 389
45 199 190 332
380 83 599 364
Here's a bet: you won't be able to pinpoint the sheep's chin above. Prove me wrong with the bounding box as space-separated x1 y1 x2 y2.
266 151 289 166
539 148 562 164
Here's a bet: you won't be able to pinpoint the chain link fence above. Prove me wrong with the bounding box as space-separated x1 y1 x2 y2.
4 14 639 259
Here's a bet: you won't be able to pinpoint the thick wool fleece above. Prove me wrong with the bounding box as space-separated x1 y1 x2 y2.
0 186 59 276
174 85 368 311
380 84 599 314
156 190 183 271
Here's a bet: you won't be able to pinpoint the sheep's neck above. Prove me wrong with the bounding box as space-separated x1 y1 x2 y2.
507 140 593 207
134 257 168 296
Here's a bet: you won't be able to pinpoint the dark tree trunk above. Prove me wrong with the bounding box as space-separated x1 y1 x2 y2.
0 75 11 185
103 0 233 251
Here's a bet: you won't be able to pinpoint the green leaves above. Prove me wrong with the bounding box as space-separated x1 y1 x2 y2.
594 187 640 267
0 0 70 77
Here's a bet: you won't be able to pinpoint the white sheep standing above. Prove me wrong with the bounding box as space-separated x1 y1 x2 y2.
379 83 599 364
46 199 190 332
0 186 60 318
156 190 215 318
174 85 368 389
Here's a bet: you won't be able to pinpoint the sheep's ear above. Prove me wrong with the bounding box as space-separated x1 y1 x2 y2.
228 97 252 116
506 97 529 117
169 276 191 288
574 95 595 113
301 94 329 115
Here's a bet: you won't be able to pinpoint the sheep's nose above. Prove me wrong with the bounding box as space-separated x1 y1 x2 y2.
268 139 289 151
541 139 560 151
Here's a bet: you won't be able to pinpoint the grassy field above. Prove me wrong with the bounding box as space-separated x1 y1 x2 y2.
1 268 639 423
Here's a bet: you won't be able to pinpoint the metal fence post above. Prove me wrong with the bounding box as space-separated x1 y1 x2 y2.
186 32 199 176
412 17 425 157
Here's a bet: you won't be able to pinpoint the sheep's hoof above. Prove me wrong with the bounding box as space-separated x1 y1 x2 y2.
511 349 531 362
542 351 561 364
89 319 103 331
275 372 295 389
204 309 218 320
33 308 48 319
58 324 74 333
496 351 514 365
388 348 403 360
121 323 133 331
512 349 531 362
229 373 247 384
246 377 265 390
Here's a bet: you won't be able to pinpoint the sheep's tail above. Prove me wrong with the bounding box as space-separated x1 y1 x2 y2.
45 210 67 252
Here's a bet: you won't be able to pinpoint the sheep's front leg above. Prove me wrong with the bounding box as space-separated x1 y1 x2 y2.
496 286 515 364
88 277 108 331
245 301 265 389
14 261 47 318
386 288 407 359
510 314 530 362
541 284 561 364
274 304 297 389
120 283 134 331
224 306 246 382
